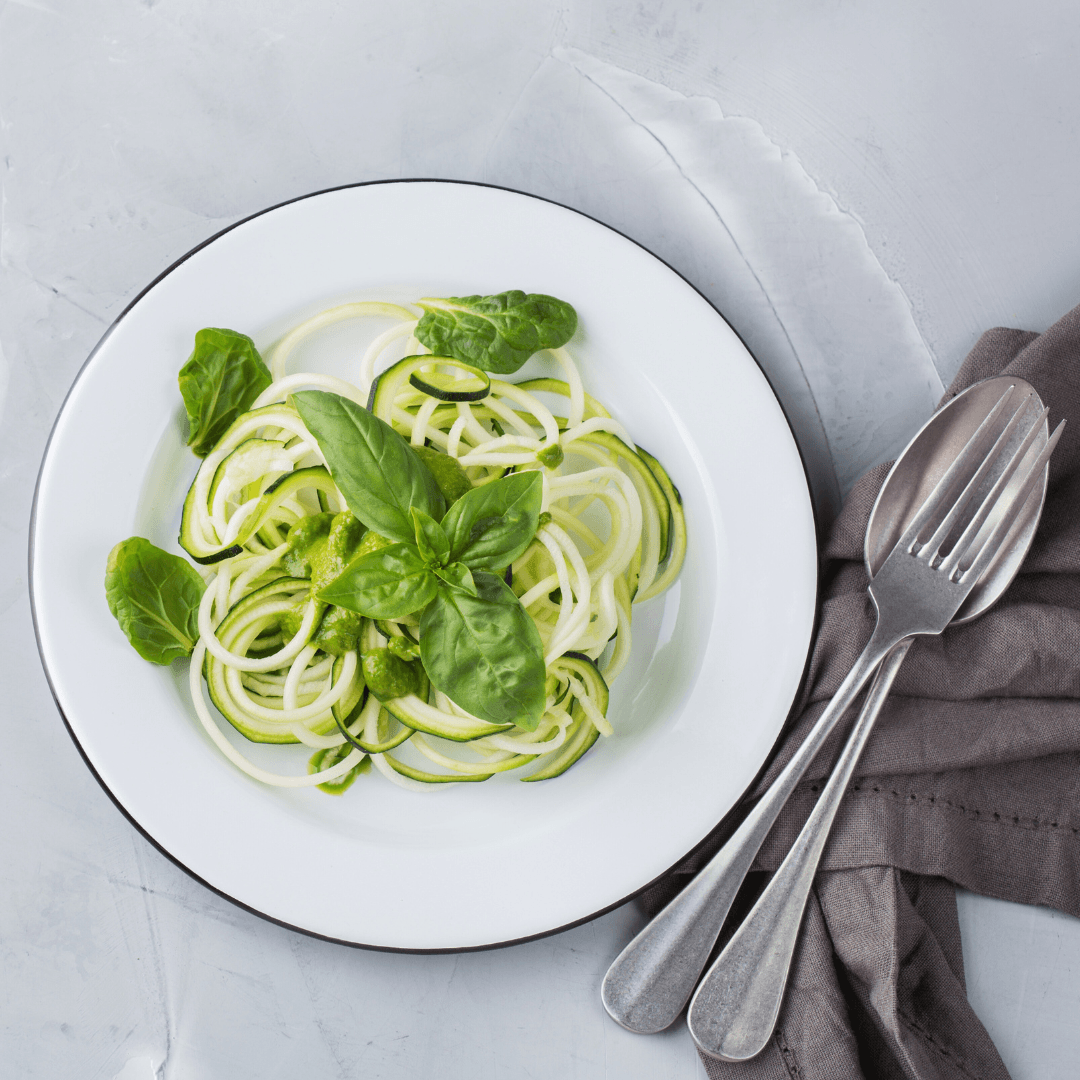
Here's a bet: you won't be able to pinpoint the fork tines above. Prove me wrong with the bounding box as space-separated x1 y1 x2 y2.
899 383 1064 581
958 417 1064 582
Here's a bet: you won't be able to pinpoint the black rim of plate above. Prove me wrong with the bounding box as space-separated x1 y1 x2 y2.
28 178 822 954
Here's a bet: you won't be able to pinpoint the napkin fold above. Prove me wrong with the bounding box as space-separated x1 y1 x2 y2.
643 304 1080 1079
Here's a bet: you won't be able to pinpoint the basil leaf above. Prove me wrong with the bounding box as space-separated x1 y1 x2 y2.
434 561 477 596
410 507 451 566
317 543 438 619
293 391 445 545
178 328 272 457
441 471 542 571
420 571 546 729
105 537 206 664
415 291 577 374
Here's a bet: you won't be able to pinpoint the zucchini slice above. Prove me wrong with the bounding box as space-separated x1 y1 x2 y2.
331 675 415 754
366 355 441 421
181 466 339 564
203 577 347 743
382 753 493 784
513 377 612 421
330 651 367 722
634 446 687 602
408 358 491 402
382 693 514 742
521 712 601 781
572 431 671 562
523 652 609 781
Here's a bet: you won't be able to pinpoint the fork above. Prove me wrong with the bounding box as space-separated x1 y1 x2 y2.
602 384 1063 1040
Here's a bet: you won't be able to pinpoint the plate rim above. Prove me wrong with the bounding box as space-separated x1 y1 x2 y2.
28 177 821 953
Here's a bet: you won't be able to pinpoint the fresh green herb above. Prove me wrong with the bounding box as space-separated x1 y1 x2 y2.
415 291 577 374
292 390 445 545
420 572 546 729
178 328 273 456
441 470 542 571
321 472 540 606
295 397 547 728
319 543 439 620
432 561 477 596
105 537 206 664
409 507 451 566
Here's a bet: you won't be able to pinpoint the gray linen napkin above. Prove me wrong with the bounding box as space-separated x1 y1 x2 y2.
642 305 1080 1079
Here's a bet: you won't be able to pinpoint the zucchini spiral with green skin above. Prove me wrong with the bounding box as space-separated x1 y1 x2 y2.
181 301 686 792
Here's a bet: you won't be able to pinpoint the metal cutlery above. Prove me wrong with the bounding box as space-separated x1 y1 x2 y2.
603 378 1063 1048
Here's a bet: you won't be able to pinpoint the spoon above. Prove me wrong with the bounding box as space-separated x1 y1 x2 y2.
602 375 1056 1039
686 375 1057 1059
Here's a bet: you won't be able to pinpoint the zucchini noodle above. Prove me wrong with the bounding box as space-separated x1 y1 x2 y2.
178 302 686 791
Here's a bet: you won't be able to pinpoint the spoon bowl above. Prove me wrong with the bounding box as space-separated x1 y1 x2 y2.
867 375 1048 621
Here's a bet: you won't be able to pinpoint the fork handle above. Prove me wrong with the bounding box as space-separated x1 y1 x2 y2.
687 637 912 1060
601 620 901 1034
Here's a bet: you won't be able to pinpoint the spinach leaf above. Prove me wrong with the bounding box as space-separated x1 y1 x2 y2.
293 391 445 545
441 471 542 571
433 561 477 596
410 507 451 566
105 537 206 664
415 291 577 374
178 328 272 457
420 571 546 729
317 543 438 619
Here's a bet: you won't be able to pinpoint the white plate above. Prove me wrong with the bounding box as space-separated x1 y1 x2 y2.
30 181 817 950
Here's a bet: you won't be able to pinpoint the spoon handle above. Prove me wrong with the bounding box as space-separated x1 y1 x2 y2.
601 620 900 1034
687 638 912 1061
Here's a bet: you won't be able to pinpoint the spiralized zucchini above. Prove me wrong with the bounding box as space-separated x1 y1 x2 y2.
182 302 686 791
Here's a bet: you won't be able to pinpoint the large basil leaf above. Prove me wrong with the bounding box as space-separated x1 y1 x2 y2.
105 537 206 664
420 571 546 729
415 291 577 374
178 328 272 457
441 471 542 571
293 391 445 545
317 543 438 619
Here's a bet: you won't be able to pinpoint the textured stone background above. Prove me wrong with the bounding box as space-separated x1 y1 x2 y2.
4 3 1080 1077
